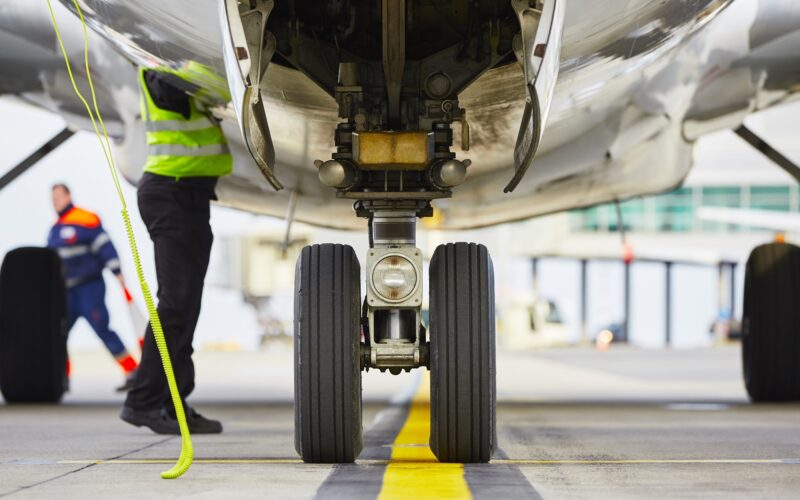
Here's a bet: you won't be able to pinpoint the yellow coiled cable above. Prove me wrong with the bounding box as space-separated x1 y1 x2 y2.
45 0 193 479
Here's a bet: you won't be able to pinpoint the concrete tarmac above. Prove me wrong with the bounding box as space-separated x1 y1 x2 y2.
1 345 798 499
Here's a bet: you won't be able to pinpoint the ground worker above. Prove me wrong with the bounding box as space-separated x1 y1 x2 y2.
47 183 138 391
119 67 231 435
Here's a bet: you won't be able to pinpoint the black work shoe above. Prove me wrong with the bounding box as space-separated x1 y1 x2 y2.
120 406 180 435
186 408 223 434
115 370 138 393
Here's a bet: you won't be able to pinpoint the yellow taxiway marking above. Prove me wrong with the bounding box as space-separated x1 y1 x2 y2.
496 458 797 465
377 372 471 500
57 458 797 466
58 459 307 465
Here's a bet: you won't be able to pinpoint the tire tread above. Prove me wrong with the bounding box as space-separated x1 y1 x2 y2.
0 247 67 403
430 242 496 462
294 244 363 462
743 242 800 401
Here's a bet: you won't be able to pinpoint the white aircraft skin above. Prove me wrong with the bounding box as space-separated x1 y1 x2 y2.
1 0 799 230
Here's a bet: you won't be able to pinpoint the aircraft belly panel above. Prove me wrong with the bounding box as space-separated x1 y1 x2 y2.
57 0 228 101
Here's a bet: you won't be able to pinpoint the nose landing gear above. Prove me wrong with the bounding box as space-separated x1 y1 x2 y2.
293 3 497 460
293 201 496 463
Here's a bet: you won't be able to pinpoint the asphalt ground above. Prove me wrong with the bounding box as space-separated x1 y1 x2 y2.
1 345 799 499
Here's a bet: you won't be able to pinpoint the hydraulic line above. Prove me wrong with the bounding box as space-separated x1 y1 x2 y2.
44 0 193 479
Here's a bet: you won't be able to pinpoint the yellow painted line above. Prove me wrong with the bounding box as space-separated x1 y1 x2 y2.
56 458 797 466
377 372 471 500
495 459 796 465
58 459 305 465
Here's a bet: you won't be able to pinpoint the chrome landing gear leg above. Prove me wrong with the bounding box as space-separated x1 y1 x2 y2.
360 202 429 374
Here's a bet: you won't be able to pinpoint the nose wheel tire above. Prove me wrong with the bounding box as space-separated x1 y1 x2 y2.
429 243 496 463
742 242 800 402
294 244 363 462
0 247 68 403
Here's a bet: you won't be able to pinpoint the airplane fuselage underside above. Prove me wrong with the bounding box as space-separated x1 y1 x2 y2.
6 0 799 230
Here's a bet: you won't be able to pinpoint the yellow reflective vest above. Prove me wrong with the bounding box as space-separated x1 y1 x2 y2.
138 68 232 178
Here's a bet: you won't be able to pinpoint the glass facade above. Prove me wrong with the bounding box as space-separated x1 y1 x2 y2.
570 185 800 233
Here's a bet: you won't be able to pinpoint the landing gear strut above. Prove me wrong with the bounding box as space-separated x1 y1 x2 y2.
733 126 800 402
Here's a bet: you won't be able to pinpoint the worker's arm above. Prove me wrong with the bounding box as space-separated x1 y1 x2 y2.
46 225 57 248
91 226 123 278
143 70 191 118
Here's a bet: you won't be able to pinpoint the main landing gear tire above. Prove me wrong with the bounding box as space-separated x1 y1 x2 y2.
294 244 363 462
429 243 496 463
0 247 68 403
742 242 800 402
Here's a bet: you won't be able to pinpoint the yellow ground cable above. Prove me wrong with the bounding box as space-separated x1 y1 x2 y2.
45 0 193 479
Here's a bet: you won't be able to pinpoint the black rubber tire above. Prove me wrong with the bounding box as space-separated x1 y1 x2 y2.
742 242 800 402
0 247 68 403
294 244 363 462
429 242 496 463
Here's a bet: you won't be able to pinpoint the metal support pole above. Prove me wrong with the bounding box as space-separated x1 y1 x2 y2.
580 259 588 344
280 190 298 256
622 261 630 343
0 128 74 192
717 262 725 314
735 125 800 183
729 262 737 319
382 0 406 128
665 261 672 347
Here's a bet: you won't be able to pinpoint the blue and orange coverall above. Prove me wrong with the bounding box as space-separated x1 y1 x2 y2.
47 204 137 375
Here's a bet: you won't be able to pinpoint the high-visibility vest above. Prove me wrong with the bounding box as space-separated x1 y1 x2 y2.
138 68 233 178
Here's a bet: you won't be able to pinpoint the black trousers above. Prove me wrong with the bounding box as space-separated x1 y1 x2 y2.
125 173 217 412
